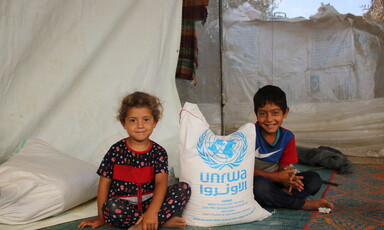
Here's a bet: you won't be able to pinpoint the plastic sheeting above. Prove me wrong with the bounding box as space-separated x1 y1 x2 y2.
223 3 384 157
0 0 183 174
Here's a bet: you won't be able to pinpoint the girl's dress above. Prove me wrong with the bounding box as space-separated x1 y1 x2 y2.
97 138 190 228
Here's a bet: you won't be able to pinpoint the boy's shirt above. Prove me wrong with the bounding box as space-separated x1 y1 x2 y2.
254 123 298 172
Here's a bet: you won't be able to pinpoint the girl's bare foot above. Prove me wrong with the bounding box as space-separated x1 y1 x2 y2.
302 199 334 211
161 216 187 229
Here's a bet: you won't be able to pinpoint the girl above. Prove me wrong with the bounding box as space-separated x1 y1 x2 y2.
78 91 190 230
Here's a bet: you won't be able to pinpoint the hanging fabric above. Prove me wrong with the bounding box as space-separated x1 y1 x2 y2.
175 0 209 85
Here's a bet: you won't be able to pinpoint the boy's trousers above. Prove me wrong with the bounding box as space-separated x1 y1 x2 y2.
253 171 322 209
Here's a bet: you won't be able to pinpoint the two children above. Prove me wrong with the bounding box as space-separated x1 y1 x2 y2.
78 91 190 229
252 85 334 211
79 86 332 229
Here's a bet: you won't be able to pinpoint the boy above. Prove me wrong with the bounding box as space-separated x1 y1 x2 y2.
252 85 333 211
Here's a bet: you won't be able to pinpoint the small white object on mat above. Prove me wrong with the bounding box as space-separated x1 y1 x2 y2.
318 207 332 214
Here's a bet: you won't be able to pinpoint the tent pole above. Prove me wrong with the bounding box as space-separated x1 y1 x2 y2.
219 0 225 135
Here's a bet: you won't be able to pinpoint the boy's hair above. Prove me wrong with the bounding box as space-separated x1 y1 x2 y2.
253 85 288 114
118 91 163 124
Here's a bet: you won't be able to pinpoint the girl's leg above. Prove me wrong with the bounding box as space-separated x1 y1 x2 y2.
102 198 141 228
158 182 191 225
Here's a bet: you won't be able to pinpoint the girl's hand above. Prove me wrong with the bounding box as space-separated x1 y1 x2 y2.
77 217 104 229
135 210 159 230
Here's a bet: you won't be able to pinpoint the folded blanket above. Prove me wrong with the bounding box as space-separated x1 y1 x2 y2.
0 139 98 224
297 146 352 174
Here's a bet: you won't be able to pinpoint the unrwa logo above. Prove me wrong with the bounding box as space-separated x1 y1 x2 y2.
197 129 247 170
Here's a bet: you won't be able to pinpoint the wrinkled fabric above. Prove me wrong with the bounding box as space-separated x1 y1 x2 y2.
175 0 209 84
0 0 183 176
297 146 352 174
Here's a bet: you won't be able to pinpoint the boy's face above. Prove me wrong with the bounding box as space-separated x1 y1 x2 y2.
256 102 288 136
123 107 157 143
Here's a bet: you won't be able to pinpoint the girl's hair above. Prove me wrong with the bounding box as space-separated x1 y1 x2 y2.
117 91 163 125
253 85 288 114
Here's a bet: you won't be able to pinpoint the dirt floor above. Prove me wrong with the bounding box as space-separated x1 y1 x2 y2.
348 156 384 164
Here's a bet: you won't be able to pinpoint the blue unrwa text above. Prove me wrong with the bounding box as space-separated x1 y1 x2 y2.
199 170 248 196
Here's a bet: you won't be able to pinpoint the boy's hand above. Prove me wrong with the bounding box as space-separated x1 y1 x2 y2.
77 217 104 228
288 174 304 192
276 168 304 192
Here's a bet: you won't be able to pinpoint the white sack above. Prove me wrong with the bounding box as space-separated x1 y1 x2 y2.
0 139 98 225
179 102 271 227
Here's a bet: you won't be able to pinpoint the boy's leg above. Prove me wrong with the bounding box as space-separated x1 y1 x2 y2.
253 172 323 210
158 182 191 225
102 198 141 228
291 171 322 199
253 176 305 209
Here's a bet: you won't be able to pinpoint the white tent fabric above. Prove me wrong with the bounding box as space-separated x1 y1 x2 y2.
223 3 384 158
0 0 182 228
0 0 183 174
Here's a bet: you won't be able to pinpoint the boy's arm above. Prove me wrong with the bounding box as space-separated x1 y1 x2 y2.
77 176 111 229
135 173 168 229
278 136 304 191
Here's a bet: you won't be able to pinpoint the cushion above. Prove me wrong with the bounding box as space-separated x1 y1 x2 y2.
179 102 271 227
0 139 98 224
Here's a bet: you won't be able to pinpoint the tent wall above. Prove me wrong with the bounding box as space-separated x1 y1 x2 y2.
176 1 222 135
222 4 384 158
1 0 383 181
178 2 384 158
0 0 183 174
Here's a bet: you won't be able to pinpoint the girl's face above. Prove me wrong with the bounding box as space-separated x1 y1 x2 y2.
256 102 288 137
123 106 157 144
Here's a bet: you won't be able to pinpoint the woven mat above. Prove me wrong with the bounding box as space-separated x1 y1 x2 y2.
41 163 333 230
306 164 384 230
